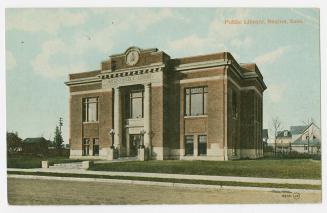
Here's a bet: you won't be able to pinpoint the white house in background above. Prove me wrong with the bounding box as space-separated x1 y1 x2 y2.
275 130 292 153
290 125 307 142
266 122 321 154
290 123 321 154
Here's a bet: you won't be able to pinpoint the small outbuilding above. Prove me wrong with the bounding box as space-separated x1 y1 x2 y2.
22 137 51 155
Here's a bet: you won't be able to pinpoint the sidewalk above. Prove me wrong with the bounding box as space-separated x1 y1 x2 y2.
7 168 321 185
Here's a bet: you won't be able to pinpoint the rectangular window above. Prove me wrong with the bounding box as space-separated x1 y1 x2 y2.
185 89 190 116
232 89 238 118
93 138 99 156
185 86 208 116
82 97 98 122
198 135 207 156
185 135 194 156
82 138 90 156
130 90 144 119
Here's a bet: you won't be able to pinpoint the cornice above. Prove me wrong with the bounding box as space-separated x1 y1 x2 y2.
99 63 166 80
174 59 228 72
65 76 101 86
110 47 158 58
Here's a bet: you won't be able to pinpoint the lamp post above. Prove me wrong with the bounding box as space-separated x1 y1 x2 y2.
109 129 115 149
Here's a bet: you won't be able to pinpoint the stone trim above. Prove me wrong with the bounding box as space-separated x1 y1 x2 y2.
180 155 225 161
184 115 208 119
70 148 114 160
65 76 101 86
70 88 112 96
175 59 227 71
179 66 223 74
240 149 262 159
99 63 165 79
176 76 262 97
110 47 159 57
152 147 169 160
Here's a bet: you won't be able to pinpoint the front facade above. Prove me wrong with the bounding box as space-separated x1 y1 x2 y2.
65 47 266 161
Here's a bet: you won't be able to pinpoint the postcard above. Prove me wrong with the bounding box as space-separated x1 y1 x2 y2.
4 6 322 206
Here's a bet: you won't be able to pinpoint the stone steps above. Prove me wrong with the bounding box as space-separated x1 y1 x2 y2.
49 162 84 170
94 157 139 164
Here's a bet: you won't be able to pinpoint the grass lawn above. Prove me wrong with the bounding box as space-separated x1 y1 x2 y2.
89 159 321 179
7 154 81 169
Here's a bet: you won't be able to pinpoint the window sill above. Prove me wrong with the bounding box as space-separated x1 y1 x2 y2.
83 121 99 124
184 115 208 119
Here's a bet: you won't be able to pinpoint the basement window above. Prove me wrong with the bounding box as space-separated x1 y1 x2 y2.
93 138 99 156
198 135 207 156
82 138 90 156
185 135 194 156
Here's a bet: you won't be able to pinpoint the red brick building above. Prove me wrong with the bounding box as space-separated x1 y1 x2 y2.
65 47 266 160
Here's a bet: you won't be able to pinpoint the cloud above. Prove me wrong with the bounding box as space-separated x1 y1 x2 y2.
254 46 289 66
6 9 87 34
6 51 17 71
168 34 211 53
31 38 89 78
267 84 287 103
290 8 319 24
133 8 175 32
31 23 119 78
27 8 181 78
84 8 177 33
208 8 251 40
231 37 253 49
167 8 251 55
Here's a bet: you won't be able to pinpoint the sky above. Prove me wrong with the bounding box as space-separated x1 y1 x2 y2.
5 8 320 142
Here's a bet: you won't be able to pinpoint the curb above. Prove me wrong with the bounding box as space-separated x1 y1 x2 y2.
8 174 321 194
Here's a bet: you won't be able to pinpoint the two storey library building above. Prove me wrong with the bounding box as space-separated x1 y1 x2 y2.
65 47 266 161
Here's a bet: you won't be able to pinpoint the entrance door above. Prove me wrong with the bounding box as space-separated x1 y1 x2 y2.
129 134 141 157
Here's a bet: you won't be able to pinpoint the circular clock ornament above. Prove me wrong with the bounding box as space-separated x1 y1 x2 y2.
126 50 140 66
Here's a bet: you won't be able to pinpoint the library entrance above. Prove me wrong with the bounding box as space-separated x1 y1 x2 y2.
129 134 142 157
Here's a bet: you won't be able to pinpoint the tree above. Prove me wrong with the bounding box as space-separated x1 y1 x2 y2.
271 117 282 156
7 131 22 153
53 126 64 150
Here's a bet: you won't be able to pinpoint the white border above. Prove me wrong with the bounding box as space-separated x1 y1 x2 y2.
1 1 326 213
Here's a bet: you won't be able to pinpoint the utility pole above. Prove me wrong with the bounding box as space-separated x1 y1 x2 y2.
59 117 63 133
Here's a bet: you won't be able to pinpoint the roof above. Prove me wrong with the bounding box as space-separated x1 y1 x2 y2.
276 130 292 138
292 138 321 146
262 129 268 138
290 125 307 135
65 47 266 91
23 137 50 144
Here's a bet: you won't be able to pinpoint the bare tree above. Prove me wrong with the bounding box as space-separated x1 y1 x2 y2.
271 117 282 156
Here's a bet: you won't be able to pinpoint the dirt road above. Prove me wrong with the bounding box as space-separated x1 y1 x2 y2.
7 178 321 205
